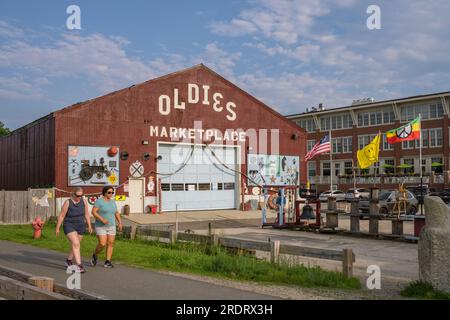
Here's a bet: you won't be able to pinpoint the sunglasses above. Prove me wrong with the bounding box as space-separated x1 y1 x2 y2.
74 194 83 198
107 191 115 195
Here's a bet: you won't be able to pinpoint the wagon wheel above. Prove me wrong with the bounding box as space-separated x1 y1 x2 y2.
79 167 94 181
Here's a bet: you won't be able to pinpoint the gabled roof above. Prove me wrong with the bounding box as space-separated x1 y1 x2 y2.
54 64 303 133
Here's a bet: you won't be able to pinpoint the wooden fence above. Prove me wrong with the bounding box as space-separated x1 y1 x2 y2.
123 226 356 278
0 188 56 224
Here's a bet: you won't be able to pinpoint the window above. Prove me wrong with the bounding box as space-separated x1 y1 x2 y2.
383 111 395 124
358 134 377 150
323 162 331 176
224 183 235 190
400 102 444 122
297 118 317 132
403 159 414 174
332 138 342 153
320 117 330 131
198 183 211 191
429 128 442 147
383 134 394 151
358 109 395 126
416 129 429 148
384 159 395 174
342 114 353 128
402 140 415 149
172 184 185 191
334 163 341 176
431 157 443 174
307 140 316 152
307 162 316 177
344 161 353 175
342 137 352 153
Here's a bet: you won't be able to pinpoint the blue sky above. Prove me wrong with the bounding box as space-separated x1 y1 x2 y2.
1 0 450 129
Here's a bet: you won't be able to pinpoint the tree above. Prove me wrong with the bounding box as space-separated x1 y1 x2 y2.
0 121 10 137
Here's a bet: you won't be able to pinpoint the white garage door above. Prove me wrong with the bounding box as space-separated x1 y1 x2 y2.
158 144 237 211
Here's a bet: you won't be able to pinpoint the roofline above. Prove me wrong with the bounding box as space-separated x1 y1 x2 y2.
8 64 304 136
285 90 450 119
1 113 54 138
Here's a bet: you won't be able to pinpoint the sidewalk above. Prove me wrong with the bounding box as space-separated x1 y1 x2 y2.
123 209 277 225
0 240 276 300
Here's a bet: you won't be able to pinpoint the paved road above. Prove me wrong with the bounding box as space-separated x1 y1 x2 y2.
0 240 277 300
207 227 418 290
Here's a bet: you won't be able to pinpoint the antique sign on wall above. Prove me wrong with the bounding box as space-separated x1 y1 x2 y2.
247 154 299 186
68 145 120 186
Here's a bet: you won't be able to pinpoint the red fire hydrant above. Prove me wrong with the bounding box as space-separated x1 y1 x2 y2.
32 217 44 239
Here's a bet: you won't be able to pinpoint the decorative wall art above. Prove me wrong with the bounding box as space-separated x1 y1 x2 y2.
68 146 120 186
247 154 299 186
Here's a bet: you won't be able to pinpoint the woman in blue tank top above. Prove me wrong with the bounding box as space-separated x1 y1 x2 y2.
55 187 93 273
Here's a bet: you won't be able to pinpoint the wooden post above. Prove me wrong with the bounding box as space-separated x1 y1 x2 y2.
327 196 337 211
169 230 177 244
392 219 404 236
270 240 280 264
326 212 339 229
369 216 379 234
28 276 54 292
350 214 360 232
210 234 219 246
208 222 212 236
130 226 137 240
0 190 5 223
342 249 354 278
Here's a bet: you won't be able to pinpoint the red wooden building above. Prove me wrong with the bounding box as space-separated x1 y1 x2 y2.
0 65 306 213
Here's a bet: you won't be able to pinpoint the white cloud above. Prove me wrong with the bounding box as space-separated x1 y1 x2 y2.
0 23 242 102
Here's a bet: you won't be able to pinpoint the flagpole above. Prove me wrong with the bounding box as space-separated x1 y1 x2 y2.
419 114 422 179
419 113 423 215
329 129 333 191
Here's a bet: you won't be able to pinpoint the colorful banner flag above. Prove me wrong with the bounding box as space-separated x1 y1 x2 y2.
386 117 421 144
357 134 381 169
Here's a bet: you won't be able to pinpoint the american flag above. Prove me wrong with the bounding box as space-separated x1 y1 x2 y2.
304 134 331 161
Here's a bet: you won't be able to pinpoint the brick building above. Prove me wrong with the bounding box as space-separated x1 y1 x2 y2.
287 91 450 192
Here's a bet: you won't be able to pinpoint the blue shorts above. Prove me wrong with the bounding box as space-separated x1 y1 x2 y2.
63 221 86 236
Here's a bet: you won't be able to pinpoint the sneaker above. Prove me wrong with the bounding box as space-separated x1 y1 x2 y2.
65 259 73 267
104 260 114 268
77 265 86 274
91 254 98 267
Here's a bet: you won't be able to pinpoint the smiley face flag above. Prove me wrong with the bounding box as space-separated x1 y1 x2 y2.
357 134 381 169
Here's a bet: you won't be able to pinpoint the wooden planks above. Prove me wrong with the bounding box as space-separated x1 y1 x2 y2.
0 276 72 300
280 244 344 261
0 188 55 224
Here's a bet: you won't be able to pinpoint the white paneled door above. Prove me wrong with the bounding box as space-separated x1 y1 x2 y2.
158 144 238 211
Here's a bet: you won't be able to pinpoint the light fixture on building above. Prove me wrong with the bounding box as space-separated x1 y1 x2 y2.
142 140 149 145
155 155 163 161
291 134 299 140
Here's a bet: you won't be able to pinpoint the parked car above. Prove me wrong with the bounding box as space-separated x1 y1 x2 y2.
430 189 450 204
358 190 418 215
406 185 430 203
345 188 370 201
318 190 346 202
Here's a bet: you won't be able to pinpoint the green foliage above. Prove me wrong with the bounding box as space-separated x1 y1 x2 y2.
401 281 450 300
0 121 10 137
0 223 361 290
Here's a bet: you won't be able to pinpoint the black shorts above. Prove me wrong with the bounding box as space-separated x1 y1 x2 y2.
63 221 86 236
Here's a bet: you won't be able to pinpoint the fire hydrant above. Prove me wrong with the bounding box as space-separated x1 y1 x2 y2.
32 217 44 239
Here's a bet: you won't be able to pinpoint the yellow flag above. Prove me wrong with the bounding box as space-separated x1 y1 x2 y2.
357 134 381 169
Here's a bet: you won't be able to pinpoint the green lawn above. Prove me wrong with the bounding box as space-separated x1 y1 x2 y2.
0 223 361 290
401 281 450 300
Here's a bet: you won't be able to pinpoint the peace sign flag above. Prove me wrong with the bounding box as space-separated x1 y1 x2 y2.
357 134 381 169
386 117 421 144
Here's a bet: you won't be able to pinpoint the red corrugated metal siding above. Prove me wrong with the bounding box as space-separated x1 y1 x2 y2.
0 116 55 190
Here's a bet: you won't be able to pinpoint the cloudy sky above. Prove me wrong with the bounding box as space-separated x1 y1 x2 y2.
1 0 449 129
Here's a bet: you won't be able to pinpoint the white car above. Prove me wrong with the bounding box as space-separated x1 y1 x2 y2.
319 190 346 202
345 188 371 201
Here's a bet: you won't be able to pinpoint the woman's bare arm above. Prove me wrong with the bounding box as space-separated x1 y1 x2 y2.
55 200 69 236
